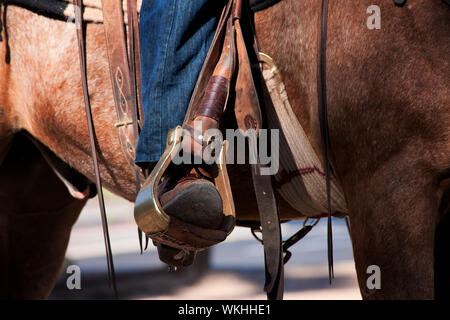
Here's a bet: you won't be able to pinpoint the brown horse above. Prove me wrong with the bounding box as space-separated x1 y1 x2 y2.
0 0 448 299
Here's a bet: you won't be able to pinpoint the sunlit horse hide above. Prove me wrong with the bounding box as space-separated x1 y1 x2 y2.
0 1 145 198
4 0 143 201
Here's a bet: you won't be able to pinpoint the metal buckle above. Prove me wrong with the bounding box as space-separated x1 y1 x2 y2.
134 126 235 236
282 218 321 264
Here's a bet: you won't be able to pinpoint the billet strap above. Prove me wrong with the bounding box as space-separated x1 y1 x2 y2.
74 0 118 298
236 1 284 300
251 161 284 300
230 0 283 300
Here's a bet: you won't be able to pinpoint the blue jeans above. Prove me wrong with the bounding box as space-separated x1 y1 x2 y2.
135 0 224 165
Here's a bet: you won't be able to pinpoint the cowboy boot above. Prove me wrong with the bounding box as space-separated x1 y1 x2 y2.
159 165 224 230
139 165 228 268
154 166 223 268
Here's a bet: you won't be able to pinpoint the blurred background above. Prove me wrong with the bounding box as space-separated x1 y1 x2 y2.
49 192 361 300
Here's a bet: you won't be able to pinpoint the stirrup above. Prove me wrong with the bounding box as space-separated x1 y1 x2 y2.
134 126 235 253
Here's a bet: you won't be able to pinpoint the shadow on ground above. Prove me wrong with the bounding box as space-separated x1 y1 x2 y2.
49 250 357 300
49 250 210 300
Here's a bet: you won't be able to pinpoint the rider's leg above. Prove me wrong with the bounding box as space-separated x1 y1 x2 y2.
135 0 223 167
136 0 226 229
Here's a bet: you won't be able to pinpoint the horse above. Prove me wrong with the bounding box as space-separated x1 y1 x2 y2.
0 0 448 299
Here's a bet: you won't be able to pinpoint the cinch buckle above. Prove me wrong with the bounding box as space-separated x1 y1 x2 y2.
134 126 235 236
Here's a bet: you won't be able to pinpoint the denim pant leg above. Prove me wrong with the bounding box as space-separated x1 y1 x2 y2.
135 0 224 165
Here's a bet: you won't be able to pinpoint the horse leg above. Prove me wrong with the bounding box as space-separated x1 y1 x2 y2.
0 134 87 299
434 172 450 299
345 159 444 299
0 134 12 165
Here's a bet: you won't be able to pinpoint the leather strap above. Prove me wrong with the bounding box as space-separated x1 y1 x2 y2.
101 0 139 170
100 0 145 257
183 0 234 123
318 0 334 282
74 0 118 298
195 75 230 121
234 7 262 132
251 162 284 300
234 0 283 300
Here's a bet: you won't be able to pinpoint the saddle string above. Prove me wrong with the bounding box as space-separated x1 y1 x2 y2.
74 0 118 298
318 0 334 282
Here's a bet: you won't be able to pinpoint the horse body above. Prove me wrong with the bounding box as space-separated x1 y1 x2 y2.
256 0 450 298
0 0 449 299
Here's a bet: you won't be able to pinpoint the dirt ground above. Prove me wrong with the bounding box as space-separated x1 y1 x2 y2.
50 196 361 300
